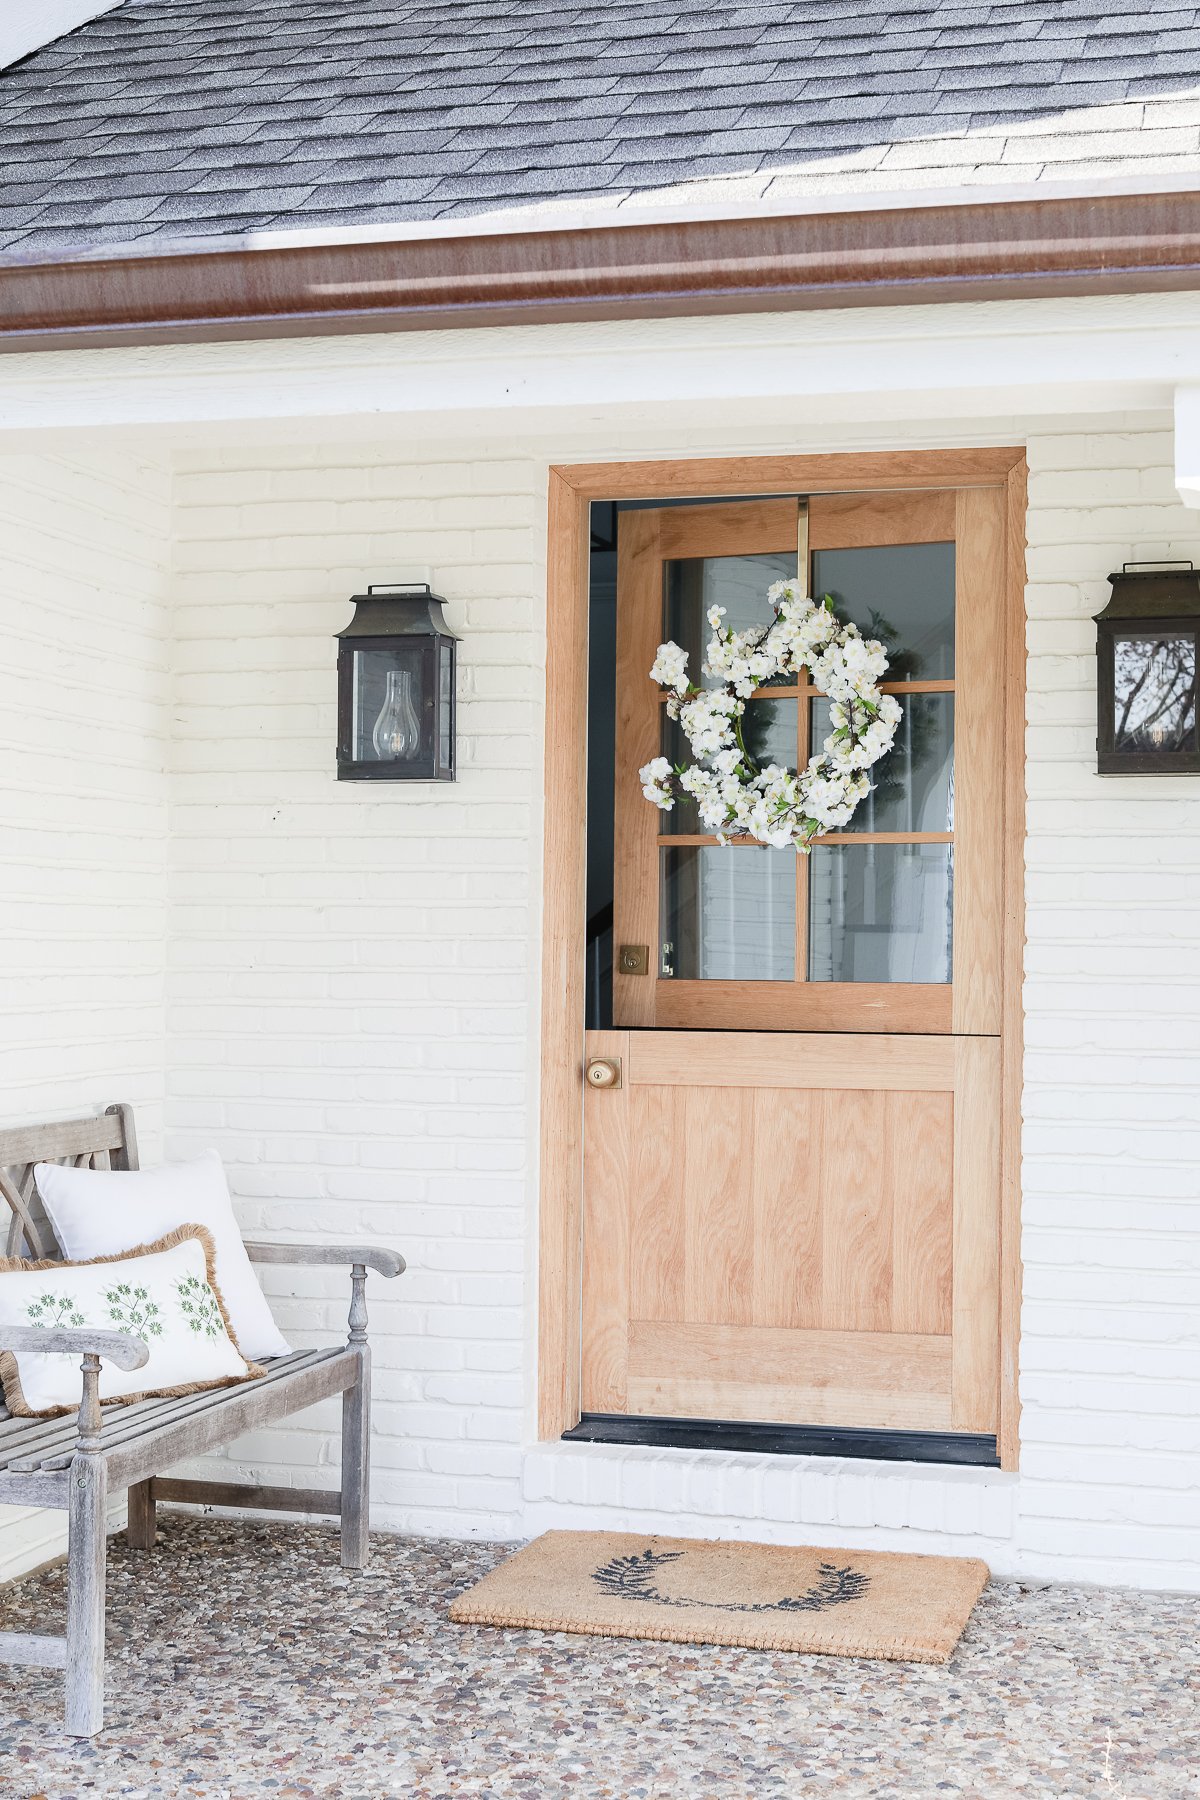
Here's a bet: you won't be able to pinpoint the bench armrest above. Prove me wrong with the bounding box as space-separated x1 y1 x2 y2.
4 1327 149 1371
5 1328 149 1453
242 1241 404 1350
242 1241 405 1279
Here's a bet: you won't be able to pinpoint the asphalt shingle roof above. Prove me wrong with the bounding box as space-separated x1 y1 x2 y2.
1 0 1198 258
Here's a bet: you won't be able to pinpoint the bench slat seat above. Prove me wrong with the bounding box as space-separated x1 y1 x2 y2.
0 1106 403 1738
0 1347 350 1478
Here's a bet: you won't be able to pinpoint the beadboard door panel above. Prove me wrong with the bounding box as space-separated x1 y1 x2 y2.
581 1029 999 1433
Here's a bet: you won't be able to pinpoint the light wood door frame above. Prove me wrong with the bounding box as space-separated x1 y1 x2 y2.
539 448 1028 1468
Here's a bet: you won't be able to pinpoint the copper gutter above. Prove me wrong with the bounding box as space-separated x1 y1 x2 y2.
0 187 1198 352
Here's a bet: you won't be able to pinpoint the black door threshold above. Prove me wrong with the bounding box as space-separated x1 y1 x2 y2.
563 1412 1000 1467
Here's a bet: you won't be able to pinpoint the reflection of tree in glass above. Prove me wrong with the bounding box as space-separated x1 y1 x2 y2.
1115 634 1197 751
823 597 924 683
865 696 942 826
741 699 779 767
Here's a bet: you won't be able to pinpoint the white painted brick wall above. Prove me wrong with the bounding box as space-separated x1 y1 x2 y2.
3 402 1198 1594
1017 426 1200 1589
0 446 171 1580
164 440 541 1539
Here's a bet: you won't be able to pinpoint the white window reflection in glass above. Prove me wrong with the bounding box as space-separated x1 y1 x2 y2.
809 844 952 984
662 847 795 981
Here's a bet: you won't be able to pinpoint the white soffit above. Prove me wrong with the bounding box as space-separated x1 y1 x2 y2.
0 1 123 72
0 292 1193 440
1174 387 1200 511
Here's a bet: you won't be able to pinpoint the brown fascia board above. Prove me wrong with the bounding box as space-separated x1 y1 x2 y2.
0 186 1198 352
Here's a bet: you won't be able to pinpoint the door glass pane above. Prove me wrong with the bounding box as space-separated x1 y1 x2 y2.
438 639 453 773
666 552 797 687
811 542 955 681
660 698 799 834
808 843 952 983
811 694 954 834
662 846 795 980
1112 630 1197 752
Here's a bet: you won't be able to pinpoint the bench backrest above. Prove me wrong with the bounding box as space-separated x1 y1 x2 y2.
0 1105 139 1261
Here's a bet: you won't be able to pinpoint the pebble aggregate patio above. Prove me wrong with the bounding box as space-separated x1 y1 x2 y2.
0 1514 1196 1800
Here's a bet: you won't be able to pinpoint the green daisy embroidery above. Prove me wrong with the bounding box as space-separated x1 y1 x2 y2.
174 1273 223 1340
25 1292 87 1330
101 1282 165 1339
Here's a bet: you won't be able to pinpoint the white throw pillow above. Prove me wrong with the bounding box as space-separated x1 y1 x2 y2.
34 1151 290 1363
0 1227 262 1416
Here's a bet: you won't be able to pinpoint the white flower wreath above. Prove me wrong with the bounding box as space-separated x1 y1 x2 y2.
639 580 901 851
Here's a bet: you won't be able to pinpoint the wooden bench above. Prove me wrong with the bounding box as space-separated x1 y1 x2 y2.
0 1105 405 1736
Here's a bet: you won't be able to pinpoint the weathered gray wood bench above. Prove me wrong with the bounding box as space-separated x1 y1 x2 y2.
0 1105 404 1736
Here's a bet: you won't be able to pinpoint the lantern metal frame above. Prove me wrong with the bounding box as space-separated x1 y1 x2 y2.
336 582 458 782
1094 561 1200 776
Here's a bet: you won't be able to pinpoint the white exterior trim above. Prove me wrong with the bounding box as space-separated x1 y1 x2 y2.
0 292 1198 441
1174 386 1200 509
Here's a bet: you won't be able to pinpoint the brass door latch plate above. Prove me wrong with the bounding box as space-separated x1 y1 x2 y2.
618 943 649 976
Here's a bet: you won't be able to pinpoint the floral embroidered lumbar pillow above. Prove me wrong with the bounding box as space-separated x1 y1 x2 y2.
0 1226 264 1418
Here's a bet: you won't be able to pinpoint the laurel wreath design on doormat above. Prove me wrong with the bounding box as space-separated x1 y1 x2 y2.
591 1547 871 1614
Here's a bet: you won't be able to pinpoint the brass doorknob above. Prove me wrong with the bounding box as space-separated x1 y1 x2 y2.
585 1057 622 1090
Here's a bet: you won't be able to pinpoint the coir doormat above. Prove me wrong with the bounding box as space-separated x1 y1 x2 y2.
450 1531 988 1664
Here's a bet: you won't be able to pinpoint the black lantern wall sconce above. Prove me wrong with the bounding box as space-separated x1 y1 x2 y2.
1094 562 1200 775
336 583 459 782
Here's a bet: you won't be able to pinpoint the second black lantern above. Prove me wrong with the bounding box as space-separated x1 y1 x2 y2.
336 583 458 782
1094 562 1200 775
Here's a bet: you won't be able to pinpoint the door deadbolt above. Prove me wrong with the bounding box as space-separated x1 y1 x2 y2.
585 1057 622 1090
618 943 649 976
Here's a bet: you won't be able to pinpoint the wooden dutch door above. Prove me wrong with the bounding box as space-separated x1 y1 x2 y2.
578 480 1013 1458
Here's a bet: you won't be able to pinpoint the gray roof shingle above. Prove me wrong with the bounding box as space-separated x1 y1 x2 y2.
0 0 1198 259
